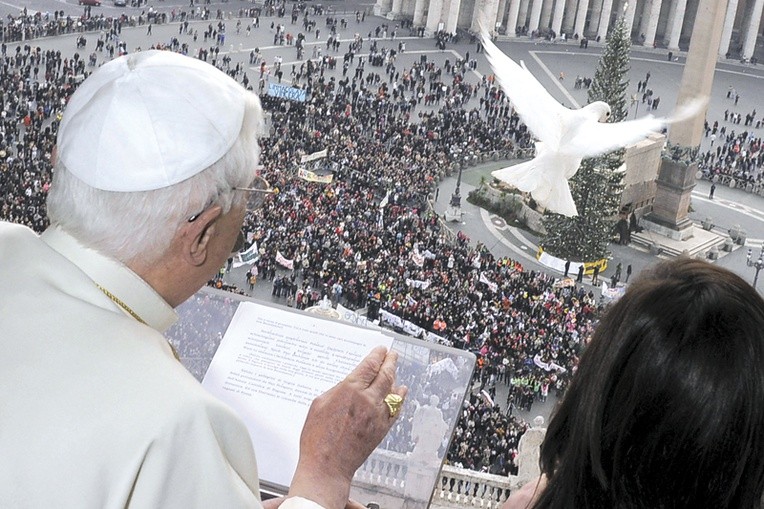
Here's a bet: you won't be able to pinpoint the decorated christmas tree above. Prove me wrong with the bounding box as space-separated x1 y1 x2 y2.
540 18 631 262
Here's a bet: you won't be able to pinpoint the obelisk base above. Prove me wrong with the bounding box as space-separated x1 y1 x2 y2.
642 158 697 241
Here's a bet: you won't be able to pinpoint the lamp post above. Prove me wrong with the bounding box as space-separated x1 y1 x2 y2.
746 248 764 288
631 93 640 119
445 150 464 222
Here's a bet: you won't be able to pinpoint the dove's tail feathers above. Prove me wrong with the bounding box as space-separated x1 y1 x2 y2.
664 97 709 125
533 179 578 217
492 159 544 193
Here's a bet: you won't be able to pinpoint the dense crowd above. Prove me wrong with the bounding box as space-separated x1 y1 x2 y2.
700 113 764 192
1 5 597 477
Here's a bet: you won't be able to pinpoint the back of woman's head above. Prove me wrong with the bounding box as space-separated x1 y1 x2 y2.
535 258 764 508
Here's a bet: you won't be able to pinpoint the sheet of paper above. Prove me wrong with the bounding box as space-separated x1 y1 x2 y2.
202 301 394 489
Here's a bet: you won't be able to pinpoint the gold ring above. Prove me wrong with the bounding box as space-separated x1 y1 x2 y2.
384 393 403 418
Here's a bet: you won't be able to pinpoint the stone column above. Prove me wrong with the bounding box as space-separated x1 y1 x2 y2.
496 0 509 30
425 0 444 33
645 0 726 240
596 0 613 40
507 0 522 35
540 0 555 30
488 0 503 30
446 0 462 33
413 0 427 25
719 0 740 58
589 0 603 36
666 0 687 50
528 0 544 32
574 0 590 38
374 0 393 17
471 0 487 32
518 0 531 30
641 0 662 47
623 0 637 35
402 0 416 17
562 0 577 35
742 0 764 59
388 0 404 18
551 0 566 36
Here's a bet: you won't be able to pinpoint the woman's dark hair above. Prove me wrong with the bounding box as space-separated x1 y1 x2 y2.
534 258 764 508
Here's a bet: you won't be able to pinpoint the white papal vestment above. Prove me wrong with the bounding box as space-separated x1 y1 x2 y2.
0 223 320 509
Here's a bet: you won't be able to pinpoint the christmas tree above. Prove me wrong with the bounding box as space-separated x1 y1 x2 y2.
540 18 631 262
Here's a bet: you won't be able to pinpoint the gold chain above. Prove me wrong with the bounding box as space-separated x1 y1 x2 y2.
96 284 180 361
97 284 147 324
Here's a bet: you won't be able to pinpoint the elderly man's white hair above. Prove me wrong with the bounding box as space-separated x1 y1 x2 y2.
47 93 264 266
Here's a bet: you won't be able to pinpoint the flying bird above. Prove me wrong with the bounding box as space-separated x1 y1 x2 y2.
481 32 705 217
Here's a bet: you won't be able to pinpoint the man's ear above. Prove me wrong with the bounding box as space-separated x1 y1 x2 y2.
182 205 223 266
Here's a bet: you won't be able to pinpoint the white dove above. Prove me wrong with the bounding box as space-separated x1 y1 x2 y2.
482 32 704 217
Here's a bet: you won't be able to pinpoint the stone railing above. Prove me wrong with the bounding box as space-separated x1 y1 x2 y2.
351 450 520 508
432 465 521 508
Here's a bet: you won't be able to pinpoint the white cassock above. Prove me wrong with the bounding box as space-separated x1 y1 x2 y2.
0 223 321 509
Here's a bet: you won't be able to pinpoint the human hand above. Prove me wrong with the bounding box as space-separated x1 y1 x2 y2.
288 346 407 509
502 476 547 509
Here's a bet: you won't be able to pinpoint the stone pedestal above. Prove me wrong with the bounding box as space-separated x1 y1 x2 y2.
643 159 696 241
648 0 726 238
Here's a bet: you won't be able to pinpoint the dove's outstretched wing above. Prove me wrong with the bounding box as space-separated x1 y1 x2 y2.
565 98 708 157
481 32 571 151
565 115 666 157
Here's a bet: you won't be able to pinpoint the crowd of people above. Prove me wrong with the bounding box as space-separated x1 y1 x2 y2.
700 113 764 194
0 3 600 479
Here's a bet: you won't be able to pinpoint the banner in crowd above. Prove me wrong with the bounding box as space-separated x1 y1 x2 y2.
480 389 495 407
336 303 381 330
533 353 568 373
410 250 425 267
536 247 607 276
405 278 430 290
422 249 437 260
300 149 328 163
479 272 498 293
275 250 294 270
298 168 333 184
232 241 259 268
379 190 391 209
267 83 307 102
601 281 626 300
378 309 448 345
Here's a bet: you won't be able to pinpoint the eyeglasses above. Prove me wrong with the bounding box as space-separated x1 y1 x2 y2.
233 176 275 213
188 176 275 222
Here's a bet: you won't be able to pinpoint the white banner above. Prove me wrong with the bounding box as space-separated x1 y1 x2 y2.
379 309 404 329
405 278 430 290
336 303 382 330
402 321 424 337
479 272 498 293
379 190 391 209
300 148 328 163
275 250 294 270
232 241 259 268
602 281 626 300
537 251 583 276
298 168 333 183
533 354 568 373
425 331 447 345
410 251 425 267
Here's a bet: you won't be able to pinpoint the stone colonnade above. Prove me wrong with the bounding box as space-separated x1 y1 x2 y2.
374 0 764 60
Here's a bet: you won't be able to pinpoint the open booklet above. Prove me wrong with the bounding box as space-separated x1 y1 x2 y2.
165 288 476 509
